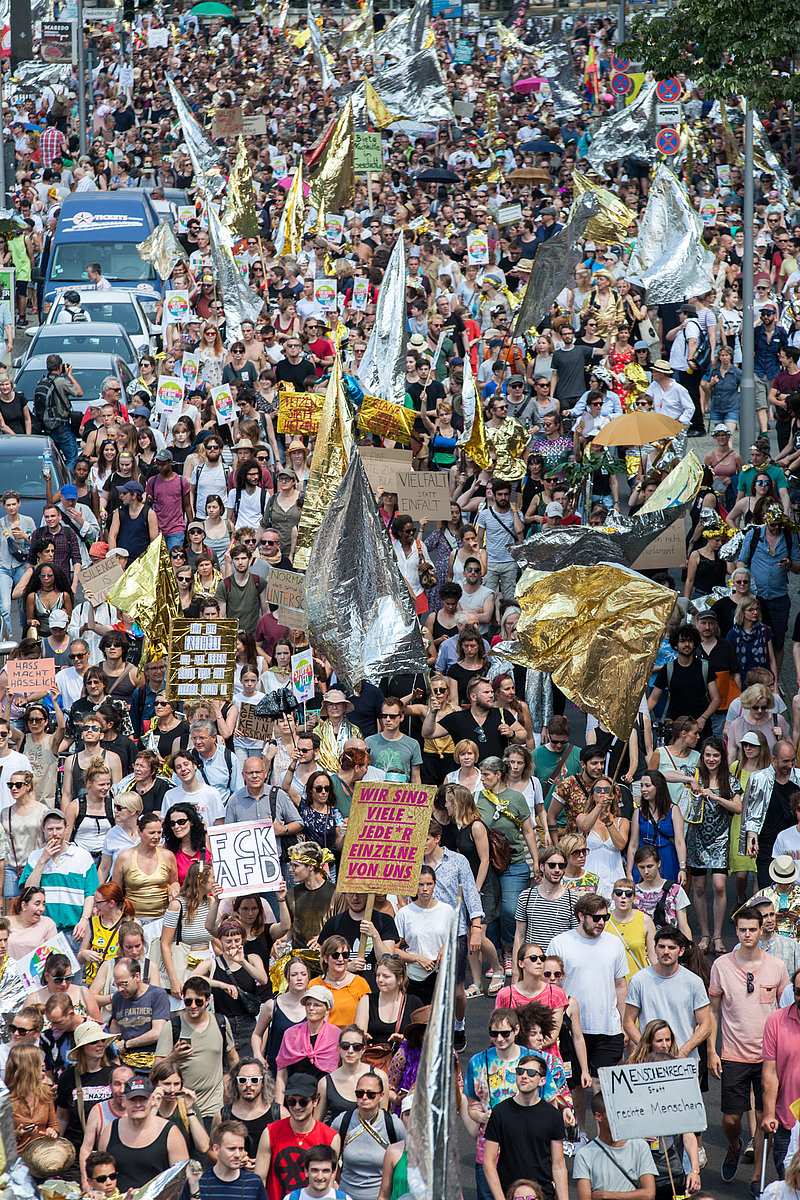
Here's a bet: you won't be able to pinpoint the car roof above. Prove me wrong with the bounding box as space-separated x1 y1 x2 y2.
0 434 56 454
33 322 130 337
52 291 142 305
17 353 126 368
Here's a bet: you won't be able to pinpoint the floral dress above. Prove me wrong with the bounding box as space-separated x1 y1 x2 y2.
607 346 635 409
685 773 743 871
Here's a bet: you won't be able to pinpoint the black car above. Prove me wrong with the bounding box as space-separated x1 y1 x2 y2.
0 435 73 526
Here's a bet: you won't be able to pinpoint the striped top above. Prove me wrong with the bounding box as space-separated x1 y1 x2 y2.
20 844 99 932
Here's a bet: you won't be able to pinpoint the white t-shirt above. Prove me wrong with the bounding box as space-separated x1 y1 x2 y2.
395 899 456 981
192 461 228 520
0 751 33 810
773 826 800 862
227 486 267 530
546 928 628 1035
162 784 225 827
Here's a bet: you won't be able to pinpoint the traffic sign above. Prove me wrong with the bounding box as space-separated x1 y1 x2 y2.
656 78 681 102
656 101 682 126
611 72 632 96
611 53 630 73
656 126 681 156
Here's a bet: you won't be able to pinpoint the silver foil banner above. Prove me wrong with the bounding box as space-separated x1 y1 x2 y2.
626 163 714 304
131 1162 187 1200
375 46 454 124
339 0 376 55
514 191 603 335
305 451 428 693
536 33 582 120
206 203 265 341
0 962 29 1021
8 60 73 98
586 81 660 173
167 78 226 199
406 897 462 1200
753 111 793 207
307 9 337 91
376 0 430 60
357 236 407 407
137 220 187 280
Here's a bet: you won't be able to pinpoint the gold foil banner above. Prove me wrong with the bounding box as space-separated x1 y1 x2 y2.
167 79 225 198
357 235 407 408
357 394 415 442
277 384 325 434
309 100 355 233
206 202 265 339
626 164 714 304
305 449 428 690
457 357 491 470
293 355 353 571
570 169 634 246
514 563 676 739
222 136 261 240
496 20 537 53
639 450 704 514
339 0 376 55
337 781 435 893
753 110 793 207
137 220 187 281
374 46 454 124
586 81 660 174
365 79 397 130
274 159 306 258
166 617 238 704
106 534 179 654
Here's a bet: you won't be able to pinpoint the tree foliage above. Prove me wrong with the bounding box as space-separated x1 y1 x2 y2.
619 0 800 108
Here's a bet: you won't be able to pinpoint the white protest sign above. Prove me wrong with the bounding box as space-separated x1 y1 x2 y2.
467 230 490 264
118 66 134 90
314 279 338 311
212 384 237 425
325 215 345 244
208 820 282 896
291 648 314 702
147 27 169 47
598 1060 707 1141
163 290 191 325
155 376 185 412
177 206 195 231
15 933 80 991
182 352 200 387
351 277 369 311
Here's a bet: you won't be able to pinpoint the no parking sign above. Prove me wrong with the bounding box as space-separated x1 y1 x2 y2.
611 72 631 96
656 126 681 156
656 77 681 102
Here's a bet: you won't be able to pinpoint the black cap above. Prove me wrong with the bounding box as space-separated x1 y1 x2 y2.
284 1073 319 1098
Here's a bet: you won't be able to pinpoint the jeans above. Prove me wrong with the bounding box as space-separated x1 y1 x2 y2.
774 1122 792 1178
475 1163 493 1200
498 860 532 948
165 532 186 550
49 422 79 470
0 563 26 634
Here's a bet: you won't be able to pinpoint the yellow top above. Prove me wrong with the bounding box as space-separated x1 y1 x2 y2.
84 914 123 983
124 847 170 921
607 909 648 983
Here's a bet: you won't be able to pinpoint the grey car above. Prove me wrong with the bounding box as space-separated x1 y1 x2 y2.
15 322 138 373
13 353 134 432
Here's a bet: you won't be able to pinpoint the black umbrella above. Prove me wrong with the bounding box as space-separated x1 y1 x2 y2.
518 139 563 154
416 167 460 182
255 683 301 720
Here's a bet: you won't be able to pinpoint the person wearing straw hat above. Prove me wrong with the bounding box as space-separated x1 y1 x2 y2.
56 1021 116 1153
315 691 362 775
645 361 695 427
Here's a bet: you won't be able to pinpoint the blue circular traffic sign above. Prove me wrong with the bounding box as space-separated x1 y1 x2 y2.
611 53 630 73
656 77 681 102
611 72 632 95
656 126 680 155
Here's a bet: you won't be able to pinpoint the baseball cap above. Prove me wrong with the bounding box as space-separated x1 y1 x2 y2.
60 484 78 500
740 731 764 746
119 481 144 496
49 610 69 628
124 1078 154 1098
712 423 731 435
154 449 173 463
132 405 151 418
545 502 564 517
284 1073 319 1098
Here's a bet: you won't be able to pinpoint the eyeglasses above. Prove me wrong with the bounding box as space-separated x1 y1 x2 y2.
613 889 634 897
751 704 769 711
589 913 610 923
746 972 755 995
543 970 563 979
286 1097 312 1107
328 949 349 959
91 1174 117 1184
83 724 101 733
571 848 588 856
595 786 612 793
755 480 770 486
184 997 205 1007
355 1089 381 1098
48 974 70 983
236 1076 261 1085
340 1041 364 1050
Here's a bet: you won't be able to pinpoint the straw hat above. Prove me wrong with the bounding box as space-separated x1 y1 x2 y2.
21 1137 76 1178
320 689 354 716
67 1021 116 1062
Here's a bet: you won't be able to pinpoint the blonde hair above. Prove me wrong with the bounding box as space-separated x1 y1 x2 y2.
453 739 479 763
5 1045 50 1107
113 792 143 815
85 756 113 785
740 683 772 711
448 784 482 826
559 832 587 859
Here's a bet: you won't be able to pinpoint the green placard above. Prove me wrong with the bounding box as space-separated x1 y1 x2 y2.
353 131 383 173
454 38 473 63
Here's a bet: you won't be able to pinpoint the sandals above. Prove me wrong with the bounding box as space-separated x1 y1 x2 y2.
713 938 726 955
463 983 483 999
698 936 711 953
487 972 506 995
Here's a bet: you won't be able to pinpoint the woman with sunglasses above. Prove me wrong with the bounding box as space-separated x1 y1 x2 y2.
726 682 789 763
78 882 134 985
297 770 344 861
607 877 656 984
447 524 487 586
18 704 64 809
145 694 186 760
0 770 48 905
161 798 212 883
558 833 599 895
98 791 142 884
98 630 139 705
174 564 201 617
23 563 72 639
496 942 568 1041
725 471 778 529
252 956 310 1077
578 776 629 900
31 950 102 1021
194 917 268 1054
60 717 123 811
309 935 371 1030
316 1024 386 1126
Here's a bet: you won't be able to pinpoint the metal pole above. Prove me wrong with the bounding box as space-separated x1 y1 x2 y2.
0 66 6 207
740 102 756 454
77 0 87 157
615 0 625 112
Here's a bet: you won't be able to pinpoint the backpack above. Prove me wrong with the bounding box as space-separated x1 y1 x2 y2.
337 1107 399 1167
72 789 115 836
665 658 709 693
233 485 268 524
33 373 61 433
265 783 298 856
191 745 236 796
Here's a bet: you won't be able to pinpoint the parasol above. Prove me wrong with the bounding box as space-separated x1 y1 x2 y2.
518 139 562 153
512 77 544 94
276 175 312 195
416 167 460 182
591 411 683 447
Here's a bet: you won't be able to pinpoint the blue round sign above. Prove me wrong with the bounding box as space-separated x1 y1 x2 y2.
656 126 680 155
656 78 681 102
611 73 631 96
611 54 630 72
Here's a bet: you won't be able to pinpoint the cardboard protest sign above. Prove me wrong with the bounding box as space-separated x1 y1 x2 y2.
358 395 415 443
155 375 185 413
598 1060 706 1141
212 108 244 138
236 703 272 743
6 659 56 693
395 470 452 521
632 518 685 569
208 820 282 896
163 291 191 325
266 567 306 630
291 648 314 702
337 782 435 894
359 446 412 494
212 384 237 426
277 386 325 434
242 114 267 136
166 618 238 702
80 556 124 606
15 933 80 991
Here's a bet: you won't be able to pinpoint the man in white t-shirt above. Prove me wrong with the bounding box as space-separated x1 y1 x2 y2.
190 437 228 520
161 752 225 827
547 892 627 1126
395 865 456 1000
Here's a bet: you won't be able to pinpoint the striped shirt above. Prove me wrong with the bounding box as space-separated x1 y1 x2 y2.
20 843 99 931
515 885 578 948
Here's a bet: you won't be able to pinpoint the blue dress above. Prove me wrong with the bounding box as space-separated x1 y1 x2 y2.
634 807 680 882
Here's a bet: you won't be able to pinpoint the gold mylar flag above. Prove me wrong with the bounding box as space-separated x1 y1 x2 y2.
309 100 354 233
513 563 676 738
570 170 635 245
625 73 646 105
222 136 261 241
293 355 353 571
357 394 415 443
457 357 491 470
365 80 397 131
106 534 179 659
274 159 305 258
638 451 703 515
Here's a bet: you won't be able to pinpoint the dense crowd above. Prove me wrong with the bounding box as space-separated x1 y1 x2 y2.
6 3 800 1200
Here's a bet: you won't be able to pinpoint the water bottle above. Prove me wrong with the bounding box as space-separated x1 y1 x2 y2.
42 444 51 480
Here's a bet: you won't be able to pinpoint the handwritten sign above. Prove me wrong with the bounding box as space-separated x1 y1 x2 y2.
338 782 435 895
15 933 80 991
598 1060 706 1141
212 108 244 139
632 517 685 570
166 618 238 702
208 820 282 896
236 702 272 743
80 556 124 606
291 648 314 703
353 131 383 172
359 446 412 494
277 386 325 434
266 567 306 630
242 114 268 137
395 470 452 521
6 659 57 693
358 395 415 444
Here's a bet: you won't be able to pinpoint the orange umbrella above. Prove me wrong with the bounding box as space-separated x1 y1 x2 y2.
591 411 682 447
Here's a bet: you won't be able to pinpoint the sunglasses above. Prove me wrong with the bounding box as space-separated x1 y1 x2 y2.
328 950 349 959
515 1067 543 1078
489 1028 514 1039
312 785 331 793
589 913 610 923
340 1041 364 1050
171 818 190 827
236 1076 261 1085
184 997 205 1007
91 1175 117 1184
286 1097 312 1107
69 651 87 660
546 861 566 870
613 889 634 897
543 970 563 979
8 779 27 789
355 1089 381 1098
525 953 546 963
10 1025 33 1034
746 972 755 995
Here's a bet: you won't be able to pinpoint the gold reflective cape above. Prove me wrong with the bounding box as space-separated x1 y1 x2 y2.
106 535 179 658
570 169 634 246
457 358 491 470
309 100 354 232
274 159 306 258
137 221 187 281
293 355 353 571
222 136 261 241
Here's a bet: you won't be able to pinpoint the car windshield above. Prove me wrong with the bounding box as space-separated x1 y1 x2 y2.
33 331 133 359
0 448 66 497
15 364 131 404
51 301 141 335
49 241 157 283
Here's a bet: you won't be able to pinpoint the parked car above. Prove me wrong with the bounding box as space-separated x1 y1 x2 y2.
43 289 159 355
13 353 135 433
0 435 73 526
16 322 138 373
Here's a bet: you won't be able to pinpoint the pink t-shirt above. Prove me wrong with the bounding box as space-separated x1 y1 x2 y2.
495 981 568 1014
763 1004 800 1128
709 950 789 1062
145 473 190 535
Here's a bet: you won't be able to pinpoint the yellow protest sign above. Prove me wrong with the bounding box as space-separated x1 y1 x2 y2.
277 385 325 434
357 395 415 443
337 781 435 895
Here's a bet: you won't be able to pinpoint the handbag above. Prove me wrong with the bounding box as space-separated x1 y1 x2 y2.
363 996 406 1073
487 828 512 873
217 957 261 1017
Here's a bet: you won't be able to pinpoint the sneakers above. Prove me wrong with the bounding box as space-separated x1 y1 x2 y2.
721 1139 741 1182
744 1140 755 1163
453 1029 467 1052
503 950 513 975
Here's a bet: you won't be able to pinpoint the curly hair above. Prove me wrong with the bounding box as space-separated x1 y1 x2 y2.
162 802 207 855
22 562 73 608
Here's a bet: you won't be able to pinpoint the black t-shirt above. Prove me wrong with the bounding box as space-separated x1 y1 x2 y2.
484 1096 565 1198
551 345 593 401
761 777 797 855
56 1064 114 1148
439 707 511 762
275 358 315 389
699 638 739 685
653 658 716 720
317 909 399 985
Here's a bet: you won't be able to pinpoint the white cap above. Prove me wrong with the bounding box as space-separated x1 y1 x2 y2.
545 502 564 517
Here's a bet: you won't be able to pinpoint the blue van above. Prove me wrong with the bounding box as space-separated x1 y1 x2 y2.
43 192 163 317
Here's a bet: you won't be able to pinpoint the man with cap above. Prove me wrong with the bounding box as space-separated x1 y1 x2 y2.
98 1076 188 1190
754 303 789 434
144 450 193 551
665 302 705 434
108 480 157 563
736 505 800 669
742 743 800 889
646 360 695 426
256 1069 339 1200
130 405 166 450
48 481 101 567
533 205 565 247
737 437 791 513
19 808 98 951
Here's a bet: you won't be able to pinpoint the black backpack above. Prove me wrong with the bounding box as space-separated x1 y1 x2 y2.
33 373 60 433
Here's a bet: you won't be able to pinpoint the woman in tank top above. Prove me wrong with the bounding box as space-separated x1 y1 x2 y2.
64 759 114 862
112 812 178 925
253 956 309 1076
316 1023 390 1126
606 876 656 983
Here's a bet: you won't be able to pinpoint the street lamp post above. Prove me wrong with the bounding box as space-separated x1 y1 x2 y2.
739 102 755 453
77 0 88 157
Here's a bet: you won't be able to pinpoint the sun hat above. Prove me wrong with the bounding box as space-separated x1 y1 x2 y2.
652 359 674 375
67 1021 116 1061
320 689 354 715
301 985 335 1009
769 854 799 885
